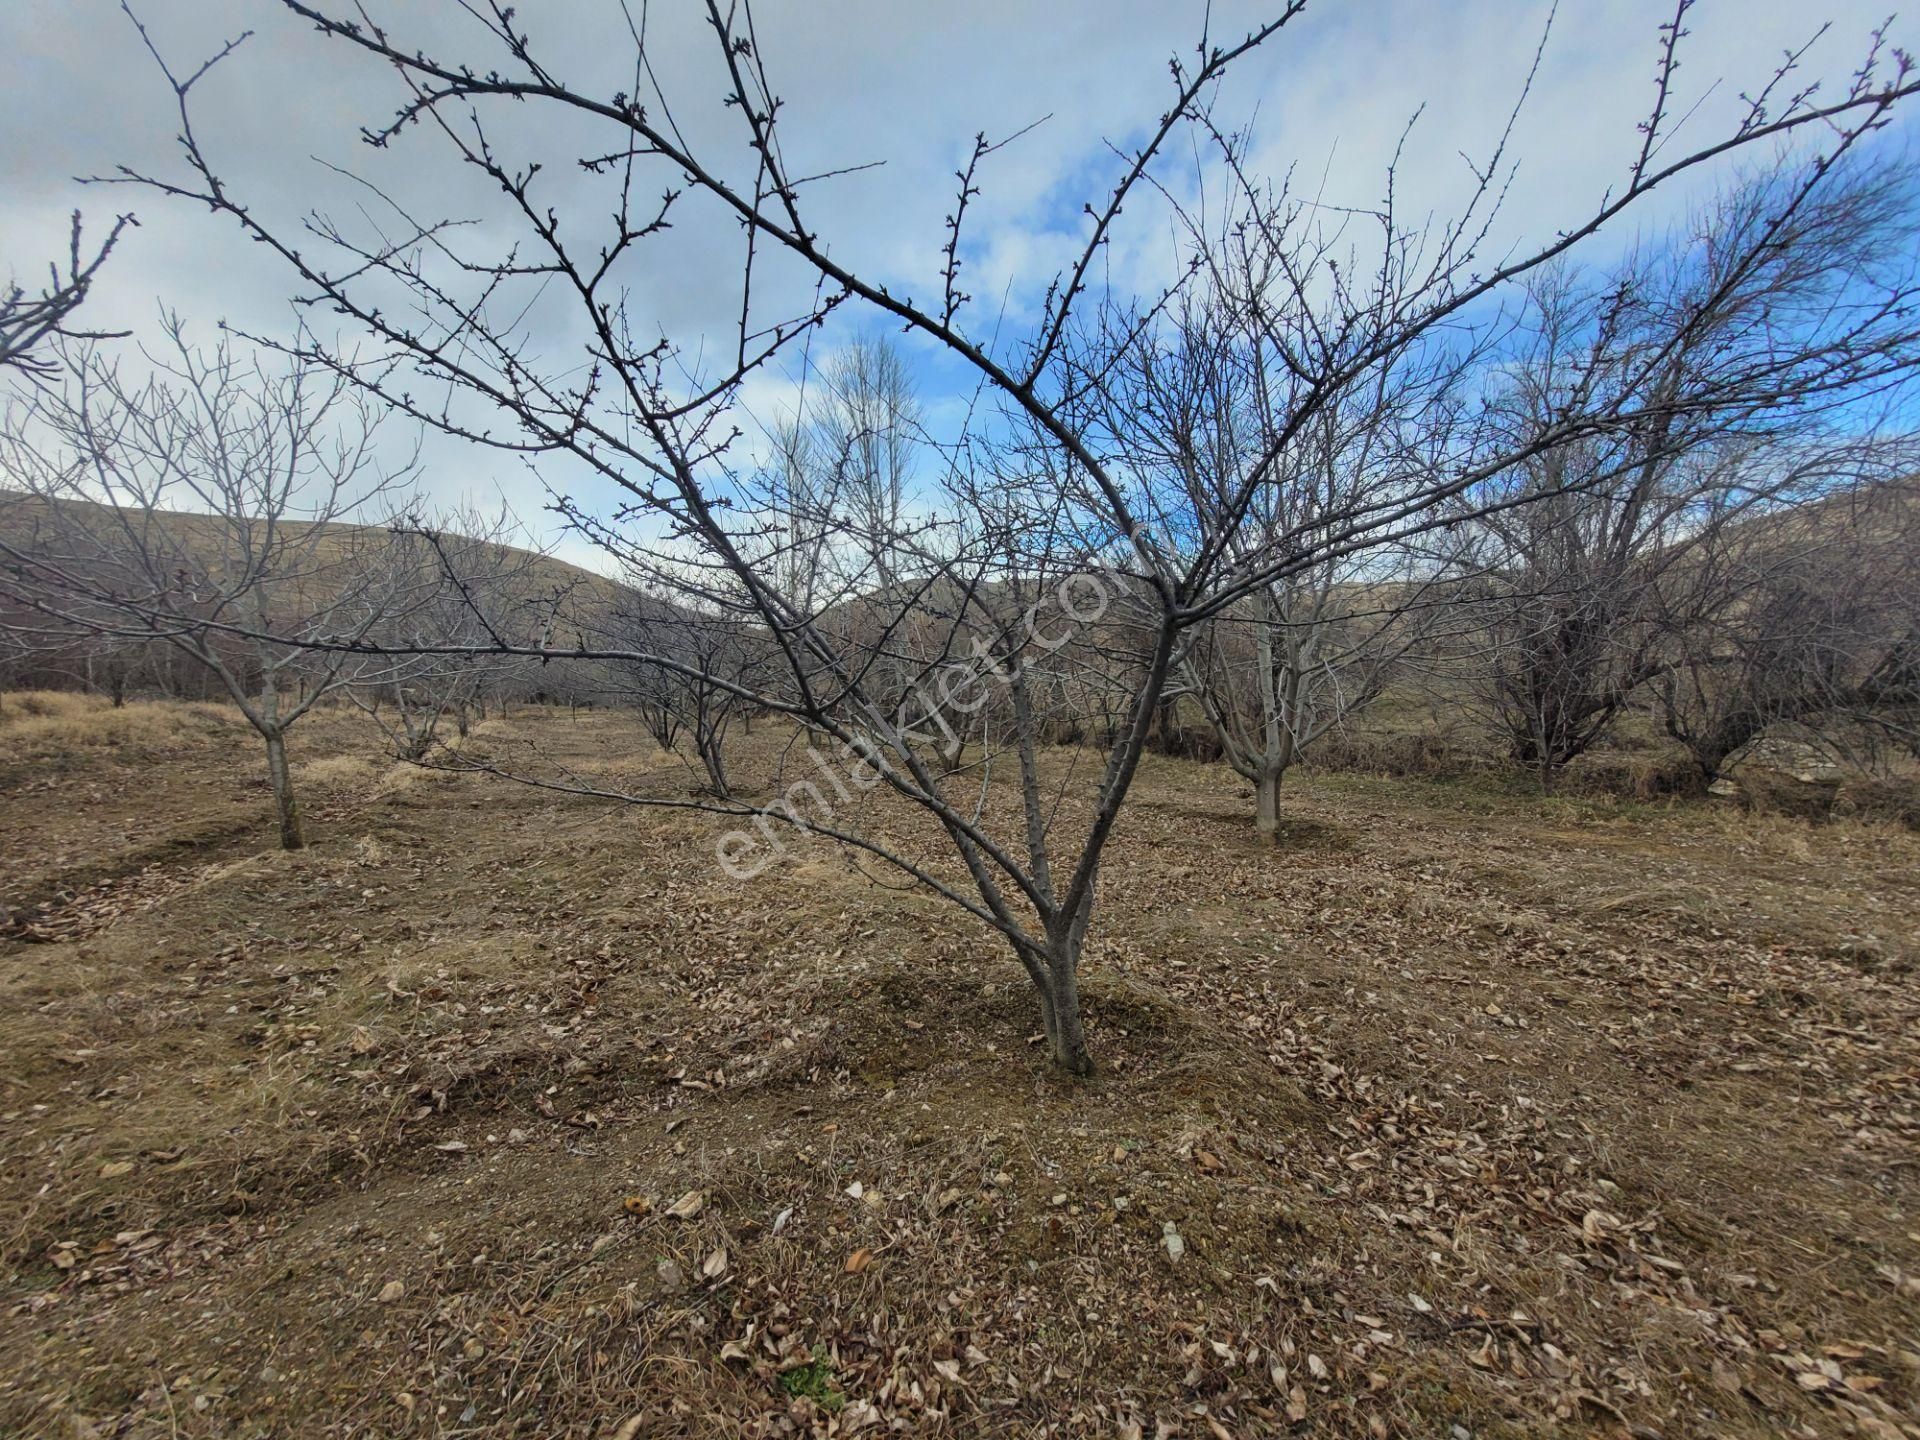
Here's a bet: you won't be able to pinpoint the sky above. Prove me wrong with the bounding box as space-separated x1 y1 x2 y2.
4 1 1916 572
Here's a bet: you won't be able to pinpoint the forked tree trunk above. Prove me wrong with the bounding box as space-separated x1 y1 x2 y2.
937 729 966 774
1035 957 1092 1075
263 730 304 851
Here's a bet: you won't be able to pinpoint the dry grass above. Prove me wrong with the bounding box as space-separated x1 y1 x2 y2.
295 751 386 789
296 752 462 799
0 690 241 769
1 703 1917 1438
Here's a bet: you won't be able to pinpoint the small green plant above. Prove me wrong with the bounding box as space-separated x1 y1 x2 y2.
779 1349 844 1411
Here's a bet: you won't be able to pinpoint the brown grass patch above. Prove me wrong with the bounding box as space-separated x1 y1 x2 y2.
0 690 240 769
1 706 1916 1438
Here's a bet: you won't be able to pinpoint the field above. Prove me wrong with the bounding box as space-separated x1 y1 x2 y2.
2 695 1917 1438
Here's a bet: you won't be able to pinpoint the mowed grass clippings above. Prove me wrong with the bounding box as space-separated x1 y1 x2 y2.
0 702 1916 1438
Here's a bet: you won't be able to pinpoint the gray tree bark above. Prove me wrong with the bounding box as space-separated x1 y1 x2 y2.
263 730 304 851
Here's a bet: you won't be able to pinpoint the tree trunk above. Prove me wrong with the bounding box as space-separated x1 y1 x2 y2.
1153 694 1179 754
1040 960 1092 1076
1255 767 1281 836
264 730 304 851
938 728 966 774
698 735 731 798
1034 931 1093 1076
1668 702 1764 787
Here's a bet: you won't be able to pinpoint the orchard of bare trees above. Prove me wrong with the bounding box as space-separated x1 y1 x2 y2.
3 1 1919 1078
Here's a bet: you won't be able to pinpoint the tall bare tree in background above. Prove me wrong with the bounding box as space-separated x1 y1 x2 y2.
1109 287 1467 834
742 334 933 730
1658 476 1920 781
758 419 832 620
106 0 1920 1071
1463 160 1920 790
818 337 921 599
0 320 420 848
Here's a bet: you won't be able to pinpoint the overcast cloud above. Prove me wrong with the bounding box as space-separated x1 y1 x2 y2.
4 1 1915 567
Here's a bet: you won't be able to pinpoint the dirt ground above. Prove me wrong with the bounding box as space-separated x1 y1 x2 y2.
1 696 1916 1439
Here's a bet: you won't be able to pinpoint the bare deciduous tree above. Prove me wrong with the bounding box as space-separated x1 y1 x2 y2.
105 0 1920 1071
608 595 762 799
1659 475 1920 781
1110 290 1467 833
818 337 922 599
1462 161 1920 788
0 320 420 848
355 505 545 761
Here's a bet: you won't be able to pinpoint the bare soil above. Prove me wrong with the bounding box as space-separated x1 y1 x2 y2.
2 701 1916 1438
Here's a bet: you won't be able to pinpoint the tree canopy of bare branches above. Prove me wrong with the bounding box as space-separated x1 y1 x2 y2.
1460 159 1920 788
93 0 1920 1071
0 318 421 848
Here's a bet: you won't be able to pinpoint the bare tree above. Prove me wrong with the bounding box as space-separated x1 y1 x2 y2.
0 320 420 848
818 336 922 596
0 212 140 703
1463 160 1920 789
0 212 136 378
608 594 762 799
759 418 833 620
354 504 545 761
0 592 160 705
1659 475 1920 781
1466 428 1736 791
105 0 1920 1071
1110 289 1467 833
